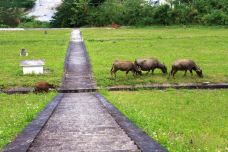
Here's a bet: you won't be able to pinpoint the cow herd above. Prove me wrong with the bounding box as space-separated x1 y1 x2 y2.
111 58 203 78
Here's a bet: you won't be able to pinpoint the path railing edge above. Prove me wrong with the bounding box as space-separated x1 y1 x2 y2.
79 29 97 87
107 83 228 91
60 29 73 90
95 93 168 152
3 93 64 152
1 83 228 94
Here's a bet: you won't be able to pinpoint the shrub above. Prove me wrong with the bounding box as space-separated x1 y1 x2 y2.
0 0 36 27
18 18 50 28
153 4 172 25
51 0 90 27
51 0 228 27
89 0 124 26
203 10 228 25
0 8 23 27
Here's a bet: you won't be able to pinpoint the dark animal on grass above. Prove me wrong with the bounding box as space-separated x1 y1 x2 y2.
34 82 55 93
169 59 203 78
111 23 120 29
134 58 167 74
110 60 142 78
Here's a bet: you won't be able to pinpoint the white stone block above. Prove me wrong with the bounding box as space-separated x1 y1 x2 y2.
23 66 44 74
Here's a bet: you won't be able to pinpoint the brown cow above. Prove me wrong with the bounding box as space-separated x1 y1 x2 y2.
169 59 203 78
34 82 55 93
110 60 141 78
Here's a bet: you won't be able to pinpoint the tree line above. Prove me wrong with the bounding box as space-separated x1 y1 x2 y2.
0 0 227 27
0 0 36 27
51 0 228 27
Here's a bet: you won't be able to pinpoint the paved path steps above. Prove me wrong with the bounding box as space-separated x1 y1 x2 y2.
28 29 139 151
61 29 96 91
28 93 139 151
4 29 167 152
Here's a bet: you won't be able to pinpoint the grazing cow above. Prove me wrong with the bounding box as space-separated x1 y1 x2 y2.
110 60 141 78
112 23 120 29
169 59 203 78
34 82 55 93
135 58 167 74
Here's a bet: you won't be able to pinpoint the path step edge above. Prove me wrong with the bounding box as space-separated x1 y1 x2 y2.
1 83 228 95
95 93 168 152
3 93 64 152
107 83 228 91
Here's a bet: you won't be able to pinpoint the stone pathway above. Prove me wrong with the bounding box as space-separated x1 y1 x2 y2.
61 29 96 90
28 93 139 152
27 29 140 151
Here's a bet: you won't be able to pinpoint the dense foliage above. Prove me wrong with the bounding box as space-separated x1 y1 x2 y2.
51 0 228 27
0 0 36 27
0 0 36 8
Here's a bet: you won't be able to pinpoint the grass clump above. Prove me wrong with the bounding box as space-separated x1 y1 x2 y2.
102 89 228 151
0 30 71 89
81 27 228 87
0 92 56 150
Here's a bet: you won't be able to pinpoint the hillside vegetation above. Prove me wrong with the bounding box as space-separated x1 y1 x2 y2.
52 0 228 27
0 0 46 27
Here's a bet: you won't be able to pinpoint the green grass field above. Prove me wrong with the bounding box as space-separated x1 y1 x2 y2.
0 30 71 89
102 89 228 152
81 27 228 87
0 92 56 150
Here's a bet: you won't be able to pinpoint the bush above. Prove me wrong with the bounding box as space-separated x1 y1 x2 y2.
18 17 50 28
89 0 124 26
0 24 9 28
0 0 36 27
203 10 228 25
122 0 146 25
0 8 23 27
0 0 36 9
153 4 172 25
51 0 228 27
51 0 90 27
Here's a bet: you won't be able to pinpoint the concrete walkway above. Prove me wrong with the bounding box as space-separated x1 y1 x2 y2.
28 93 139 151
61 29 96 91
27 29 139 151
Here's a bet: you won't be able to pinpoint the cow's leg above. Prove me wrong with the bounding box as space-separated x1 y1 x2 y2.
190 70 193 76
184 70 187 76
151 69 154 74
113 69 117 78
173 69 177 78
168 69 173 79
146 70 150 74
110 66 114 77
125 70 130 77
131 70 136 77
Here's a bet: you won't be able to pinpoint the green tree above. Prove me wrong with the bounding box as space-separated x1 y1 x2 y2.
51 0 90 27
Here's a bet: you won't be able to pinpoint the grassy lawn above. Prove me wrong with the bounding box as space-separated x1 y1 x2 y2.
81 26 228 87
0 30 71 89
0 92 56 150
102 89 228 151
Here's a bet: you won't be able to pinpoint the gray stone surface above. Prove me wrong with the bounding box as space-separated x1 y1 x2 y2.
27 29 139 152
28 93 139 152
61 29 96 90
